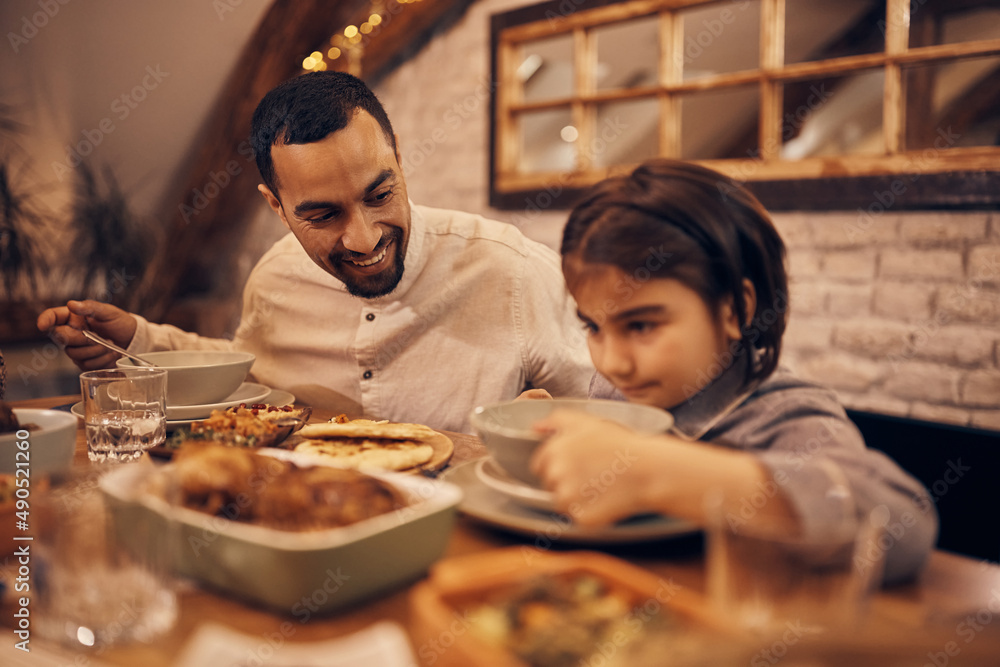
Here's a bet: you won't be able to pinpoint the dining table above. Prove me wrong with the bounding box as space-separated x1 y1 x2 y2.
4 393 1000 666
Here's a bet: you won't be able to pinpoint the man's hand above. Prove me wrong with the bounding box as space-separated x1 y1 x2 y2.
36 300 139 370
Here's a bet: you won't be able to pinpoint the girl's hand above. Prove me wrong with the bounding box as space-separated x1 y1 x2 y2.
515 388 553 401
529 409 667 526
529 408 794 531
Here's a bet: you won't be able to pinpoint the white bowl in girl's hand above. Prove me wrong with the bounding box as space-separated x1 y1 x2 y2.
469 398 674 489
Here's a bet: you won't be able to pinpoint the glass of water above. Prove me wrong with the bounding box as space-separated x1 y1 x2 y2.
80 367 168 462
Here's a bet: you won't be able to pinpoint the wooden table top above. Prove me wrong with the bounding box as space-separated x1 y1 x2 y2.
5 395 1000 666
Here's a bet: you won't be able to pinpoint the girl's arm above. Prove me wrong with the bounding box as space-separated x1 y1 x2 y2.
530 410 800 531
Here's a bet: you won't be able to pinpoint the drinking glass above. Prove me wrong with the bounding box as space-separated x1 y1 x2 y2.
705 473 885 636
80 367 168 462
33 471 178 650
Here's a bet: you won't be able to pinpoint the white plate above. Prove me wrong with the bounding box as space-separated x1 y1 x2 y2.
71 384 295 428
165 382 271 420
443 459 699 545
475 458 557 512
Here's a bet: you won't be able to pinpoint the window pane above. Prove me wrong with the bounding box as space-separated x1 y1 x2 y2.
591 97 660 168
520 34 574 103
780 70 884 159
594 15 659 92
679 86 759 160
785 0 885 65
519 108 576 173
908 2 1000 49
904 55 1000 151
681 1 760 80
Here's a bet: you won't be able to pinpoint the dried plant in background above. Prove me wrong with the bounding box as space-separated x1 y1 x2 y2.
67 162 157 311
0 102 48 302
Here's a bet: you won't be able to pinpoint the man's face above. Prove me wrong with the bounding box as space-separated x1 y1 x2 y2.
259 110 410 298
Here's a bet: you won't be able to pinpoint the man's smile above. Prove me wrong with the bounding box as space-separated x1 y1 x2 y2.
349 242 391 267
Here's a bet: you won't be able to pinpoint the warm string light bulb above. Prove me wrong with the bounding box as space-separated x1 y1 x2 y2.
299 3 394 72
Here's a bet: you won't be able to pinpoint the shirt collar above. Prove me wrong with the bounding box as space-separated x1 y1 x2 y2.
668 355 757 441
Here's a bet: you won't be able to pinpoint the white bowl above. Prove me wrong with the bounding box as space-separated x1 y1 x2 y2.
0 409 77 476
117 350 255 406
469 398 674 488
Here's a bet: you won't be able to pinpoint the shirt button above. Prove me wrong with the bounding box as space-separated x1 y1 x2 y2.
362 370 373 380
365 313 375 321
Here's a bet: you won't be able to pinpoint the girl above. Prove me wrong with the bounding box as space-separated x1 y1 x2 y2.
529 159 936 584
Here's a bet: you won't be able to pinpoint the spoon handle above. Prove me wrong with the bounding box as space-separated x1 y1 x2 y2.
81 330 157 367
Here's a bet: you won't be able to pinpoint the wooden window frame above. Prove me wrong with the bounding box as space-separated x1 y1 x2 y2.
489 0 1000 211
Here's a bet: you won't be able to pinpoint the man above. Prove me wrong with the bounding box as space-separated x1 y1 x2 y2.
37 72 593 433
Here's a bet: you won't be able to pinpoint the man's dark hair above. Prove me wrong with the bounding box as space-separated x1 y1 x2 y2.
250 71 397 197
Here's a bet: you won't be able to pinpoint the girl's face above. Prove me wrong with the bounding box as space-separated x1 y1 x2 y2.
571 263 744 410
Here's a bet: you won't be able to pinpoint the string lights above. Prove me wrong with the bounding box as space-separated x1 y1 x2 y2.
300 0 422 76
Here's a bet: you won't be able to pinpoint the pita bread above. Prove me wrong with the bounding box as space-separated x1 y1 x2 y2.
294 438 434 472
299 420 437 441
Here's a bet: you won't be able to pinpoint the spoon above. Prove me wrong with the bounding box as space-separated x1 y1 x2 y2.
82 329 158 367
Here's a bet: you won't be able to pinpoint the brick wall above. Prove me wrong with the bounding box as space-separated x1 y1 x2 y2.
775 211 1000 429
375 0 1000 430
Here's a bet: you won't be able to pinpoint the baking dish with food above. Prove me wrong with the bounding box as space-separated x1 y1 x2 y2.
409 547 753 666
98 454 463 615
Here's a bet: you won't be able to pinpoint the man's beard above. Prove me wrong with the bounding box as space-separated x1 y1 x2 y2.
335 227 406 298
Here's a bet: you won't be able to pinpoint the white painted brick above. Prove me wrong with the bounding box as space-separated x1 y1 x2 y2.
826 284 872 318
936 286 1000 324
796 353 883 393
836 392 910 418
908 402 971 427
783 316 834 352
789 282 826 317
822 250 877 281
968 245 1000 285
787 250 822 280
879 249 964 280
872 283 933 321
771 212 813 248
814 211 898 247
898 213 988 244
902 325 996 367
960 370 1000 408
970 411 1000 431
882 362 962 404
832 320 910 358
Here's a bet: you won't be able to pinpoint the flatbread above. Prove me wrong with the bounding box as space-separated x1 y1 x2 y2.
294 438 434 472
299 420 438 441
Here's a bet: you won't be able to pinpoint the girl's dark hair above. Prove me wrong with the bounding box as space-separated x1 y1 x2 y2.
250 71 396 198
561 159 788 387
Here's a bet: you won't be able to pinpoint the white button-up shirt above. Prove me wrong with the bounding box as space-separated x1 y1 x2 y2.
130 203 594 433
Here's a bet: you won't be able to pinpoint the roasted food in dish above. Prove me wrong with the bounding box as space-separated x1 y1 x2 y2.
160 444 405 531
